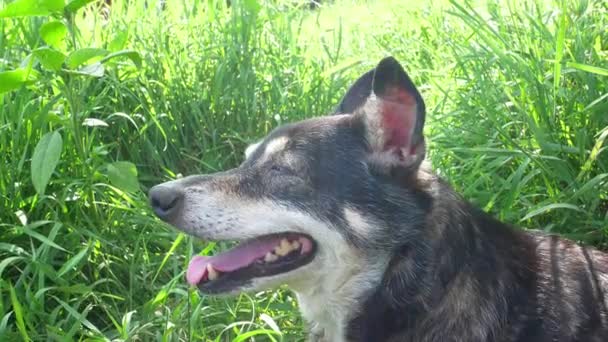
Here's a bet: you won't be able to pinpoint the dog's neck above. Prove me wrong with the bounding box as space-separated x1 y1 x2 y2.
343 172 538 341
291 168 537 341
292 255 389 342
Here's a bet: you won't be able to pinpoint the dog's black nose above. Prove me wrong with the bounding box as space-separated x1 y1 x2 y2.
149 184 183 221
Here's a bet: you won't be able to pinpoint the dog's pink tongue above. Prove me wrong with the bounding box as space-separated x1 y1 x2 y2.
187 255 210 285
186 237 284 286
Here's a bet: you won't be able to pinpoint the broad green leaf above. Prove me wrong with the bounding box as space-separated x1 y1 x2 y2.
0 311 13 333
148 288 168 308
243 0 261 15
66 48 108 69
19 222 67 252
105 161 139 193
152 233 184 283
31 131 63 195
0 256 25 278
232 330 280 342
108 28 129 51
14 210 27 225
579 127 608 176
0 69 27 93
65 0 97 13
108 112 139 129
65 62 105 77
8 282 30 342
259 313 281 334
57 242 91 277
566 62 608 77
0 0 64 18
82 118 108 127
0 242 28 255
100 49 142 68
521 203 583 222
40 21 67 50
77 62 104 77
52 296 101 334
55 283 93 295
33 47 66 71
121 310 137 336
571 174 608 200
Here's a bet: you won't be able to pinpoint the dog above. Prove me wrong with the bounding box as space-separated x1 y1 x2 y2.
149 57 608 341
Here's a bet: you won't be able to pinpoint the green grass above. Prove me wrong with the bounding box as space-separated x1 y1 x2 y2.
0 0 607 340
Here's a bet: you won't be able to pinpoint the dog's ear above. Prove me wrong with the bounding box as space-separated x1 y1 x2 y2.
360 56 426 171
333 68 375 115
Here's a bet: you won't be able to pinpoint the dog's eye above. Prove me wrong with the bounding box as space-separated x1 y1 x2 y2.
270 165 286 173
269 165 295 176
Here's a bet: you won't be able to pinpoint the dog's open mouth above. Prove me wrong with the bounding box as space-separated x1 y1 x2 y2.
187 233 316 293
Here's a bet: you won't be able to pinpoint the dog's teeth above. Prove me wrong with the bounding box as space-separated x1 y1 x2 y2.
264 252 278 262
275 238 292 256
275 246 288 256
207 263 218 281
264 252 273 262
291 240 301 250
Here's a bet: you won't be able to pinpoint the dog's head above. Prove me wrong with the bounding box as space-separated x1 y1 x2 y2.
149 57 430 295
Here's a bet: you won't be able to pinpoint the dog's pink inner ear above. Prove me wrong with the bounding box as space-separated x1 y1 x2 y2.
378 87 418 158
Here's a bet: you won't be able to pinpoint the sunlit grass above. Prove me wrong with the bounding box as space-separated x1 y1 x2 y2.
0 0 606 340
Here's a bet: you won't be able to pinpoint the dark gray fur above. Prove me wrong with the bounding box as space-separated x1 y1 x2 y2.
150 57 608 341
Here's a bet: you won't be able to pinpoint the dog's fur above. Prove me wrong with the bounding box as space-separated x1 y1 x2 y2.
149 57 608 341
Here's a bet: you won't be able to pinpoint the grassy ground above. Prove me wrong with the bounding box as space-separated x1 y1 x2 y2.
0 0 607 340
